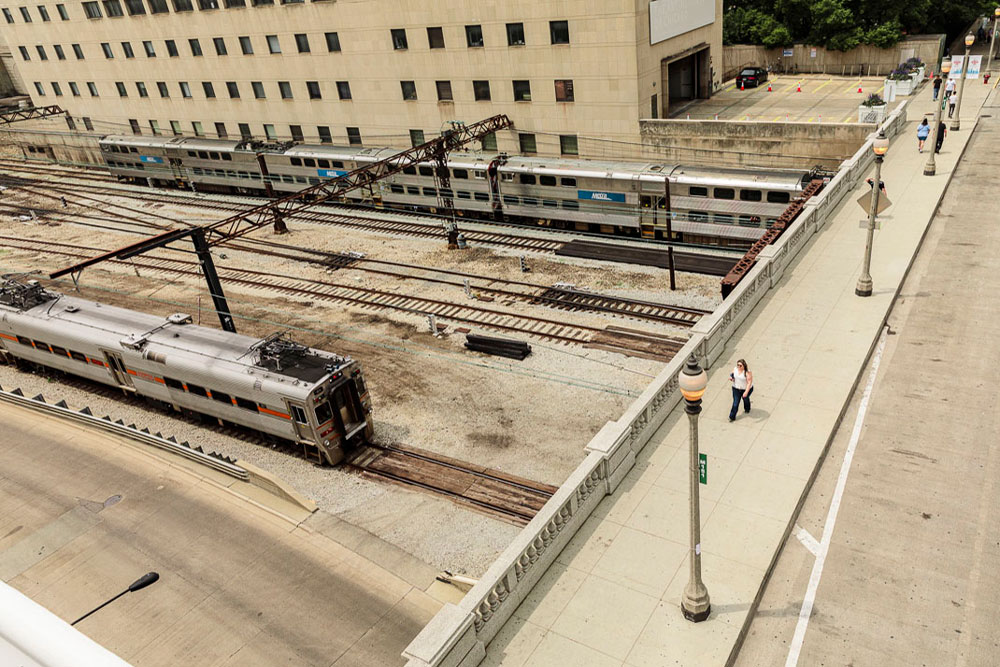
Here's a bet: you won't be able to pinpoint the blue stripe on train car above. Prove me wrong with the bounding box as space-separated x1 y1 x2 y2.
577 190 626 203
317 169 348 178
140 156 164 164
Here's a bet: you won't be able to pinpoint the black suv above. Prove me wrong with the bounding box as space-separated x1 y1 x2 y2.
736 67 768 88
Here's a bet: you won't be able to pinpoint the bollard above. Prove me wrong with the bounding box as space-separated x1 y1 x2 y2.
428 314 437 334
519 255 530 272
463 279 472 298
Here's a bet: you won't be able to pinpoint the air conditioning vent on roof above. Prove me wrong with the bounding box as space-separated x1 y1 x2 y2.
167 313 192 325
64 305 79 313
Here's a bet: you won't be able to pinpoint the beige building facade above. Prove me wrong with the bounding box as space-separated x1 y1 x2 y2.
0 0 722 157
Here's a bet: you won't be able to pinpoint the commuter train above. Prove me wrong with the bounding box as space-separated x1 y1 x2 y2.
0 277 372 465
98 134 818 245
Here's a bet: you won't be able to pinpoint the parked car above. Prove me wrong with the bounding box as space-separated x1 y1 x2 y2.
736 67 768 88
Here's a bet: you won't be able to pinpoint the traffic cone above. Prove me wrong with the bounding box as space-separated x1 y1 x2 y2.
767 84 772 92
858 86 863 93
796 84 802 92
740 81 745 91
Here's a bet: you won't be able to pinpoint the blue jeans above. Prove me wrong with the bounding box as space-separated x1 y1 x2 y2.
730 386 753 420
933 88 939 101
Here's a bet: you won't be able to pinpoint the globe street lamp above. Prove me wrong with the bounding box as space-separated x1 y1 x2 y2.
924 59 951 176
989 8 1000 72
952 33 975 131
678 354 710 622
856 132 889 297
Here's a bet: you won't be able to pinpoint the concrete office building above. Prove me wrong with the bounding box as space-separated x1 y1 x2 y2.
0 0 721 157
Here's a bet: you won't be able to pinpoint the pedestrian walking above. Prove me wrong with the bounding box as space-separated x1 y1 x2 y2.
945 76 957 98
917 118 930 152
948 92 957 118
932 75 942 100
728 359 753 422
936 121 947 153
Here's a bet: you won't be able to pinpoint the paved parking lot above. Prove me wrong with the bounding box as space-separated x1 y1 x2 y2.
672 74 892 123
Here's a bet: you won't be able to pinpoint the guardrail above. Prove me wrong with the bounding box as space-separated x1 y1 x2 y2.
0 384 249 480
402 101 909 667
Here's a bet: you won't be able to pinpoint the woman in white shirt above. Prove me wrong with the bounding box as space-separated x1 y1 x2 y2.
729 359 753 421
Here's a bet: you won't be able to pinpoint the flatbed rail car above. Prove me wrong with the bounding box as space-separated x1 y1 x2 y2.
98 135 815 243
0 278 372 464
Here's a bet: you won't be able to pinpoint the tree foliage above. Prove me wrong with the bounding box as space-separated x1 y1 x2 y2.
723 0 996 50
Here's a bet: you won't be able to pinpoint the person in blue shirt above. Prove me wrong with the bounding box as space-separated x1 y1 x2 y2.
917 118 931 153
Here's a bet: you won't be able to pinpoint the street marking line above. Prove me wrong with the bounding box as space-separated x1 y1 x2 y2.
807 117 815 122
876 84 885 95
842 113 855 123
784 327 889 667
773 115 783 121
794 524 820 556
812 79 834 93
784 79 804 93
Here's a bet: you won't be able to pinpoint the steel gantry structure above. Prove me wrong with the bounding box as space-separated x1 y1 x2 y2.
50 114 513 333
0 105 65 125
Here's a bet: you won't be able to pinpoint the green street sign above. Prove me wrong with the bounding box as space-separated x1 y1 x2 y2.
699 453 707 485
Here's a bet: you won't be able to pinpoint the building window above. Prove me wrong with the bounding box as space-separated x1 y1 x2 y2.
101 42 114 58
202 82 215 98
306 81 321 99
169 120 181 135
149 119 161 135
172 0 192 10
53 44 65 60
391 28 407 50
513 80 531 102
251 0 274 5
554 79 574 102
165 40 178 57
550 20 570 44
465 24 483 48
51 82 62 96
87 81 98 96
56 3 68 18
143 40 155 57
81 1 100 17
251 81 265 98
506 22 525 46
473 80 491 101
224 0 244 6
238 123 251 139
317 125 332 143
18 46 30 61
278 81 292 99
36 45 48 60
426 26 445 49
223 81 238 98
559 135 578 155
69 81 79 96
80 117 93 131
266 35 280 54
34 82 45 96
125 0 144 14
264 124 276 140
66 116 76 130
325 32 340 52
148 0 166 11
336 81 351 100
2 8 13 22
157 81 169 97
239 36 253 54
121 41 134 58
192 121 204 137
179 81 192 98
19 5 32 20
129 118 141 134
72 43 84 59
189 38 203 56
198 0 218 8
409 129 424 147
400 80 416 100
481 133 497 151
346 126 361 145
289 124 303 142
435 80 453 101
213 37 227 55
115 81 127 96
136 81 148 97
519 133 537 154
37 5 49 20
103 0 123 16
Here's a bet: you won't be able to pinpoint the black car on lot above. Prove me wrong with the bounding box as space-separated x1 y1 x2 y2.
736 67 768 88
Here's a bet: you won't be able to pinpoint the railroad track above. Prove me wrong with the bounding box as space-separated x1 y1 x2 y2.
346 442 556 524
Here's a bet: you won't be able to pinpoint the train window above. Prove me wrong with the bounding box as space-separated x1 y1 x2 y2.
164 377 183 389
456 190 471 199
290 157 302 166
501 173 514 182
186 383 207 397
402 167 417 175
211 390 231 404
213 169 225 177
519 174 536 185
562 200 579 210
503 195 520 205
765 218 778 227
221 154 232 161
440 188 453 198
308 177 321 185
406 186 420 195
235 396 256 411
767 191 791 204
474 192 489 202
422 187 437 196
543 199 558 208
226 170 236 178
289 405 308 424
474 170 486 179
16 336 31 346
50 345 69 357
196 151 208 159
689 186 709 197
192 167 203 175
295 176 307 184
354 375 367 395
317 159 330 168
539 175 556 186
689 210 708 222
303 158 316 167
453 169 469 179
739 189 762 202
561 177 577 187
315 402 333 424
131 147 138 153
251 173 261 180
33 340 51 352
713 214 734 225
738 215 758 227
332 161 344 168
418 166 434 177
209 152 220 160
187 150 196 157
522 197 537 206
389 184 404 194
238 171 249 179
282 175 294 183
70 350 88 362
714 188 735 200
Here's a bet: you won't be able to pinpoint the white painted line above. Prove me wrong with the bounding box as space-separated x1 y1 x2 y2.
794 524 820 557
784 327 888 667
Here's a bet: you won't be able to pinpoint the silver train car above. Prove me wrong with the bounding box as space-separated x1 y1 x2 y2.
0 278 372 465
99 135 815 245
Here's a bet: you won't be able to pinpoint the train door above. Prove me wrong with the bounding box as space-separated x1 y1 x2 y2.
286 401 313 442
168 157 185 182
332 383 365 440
639 177 659 238
101 351 134 391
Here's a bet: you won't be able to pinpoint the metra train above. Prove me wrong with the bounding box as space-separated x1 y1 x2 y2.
98 135 817 245
0 277 372 465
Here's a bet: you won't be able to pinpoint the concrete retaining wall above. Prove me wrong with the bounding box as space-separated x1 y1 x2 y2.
639 119 872 170
0 123 104 165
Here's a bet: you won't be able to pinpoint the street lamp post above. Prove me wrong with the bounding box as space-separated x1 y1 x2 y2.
989 8 1000 72
952 33 975 131
678 355 710 622
924 59 951 176
856 132 889 297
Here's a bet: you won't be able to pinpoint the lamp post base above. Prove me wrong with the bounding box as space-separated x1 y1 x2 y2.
923 165 936 176
681 582 711 623
951 120 961 131
855 286 873 297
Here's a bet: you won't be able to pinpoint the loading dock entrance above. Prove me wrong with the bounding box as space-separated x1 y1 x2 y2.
660 43 712 116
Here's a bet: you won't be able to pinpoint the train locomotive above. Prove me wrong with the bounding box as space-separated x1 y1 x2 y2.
98 134 817 246
0 277 372 465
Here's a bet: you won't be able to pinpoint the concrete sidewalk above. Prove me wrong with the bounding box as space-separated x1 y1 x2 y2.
479 78 994 666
